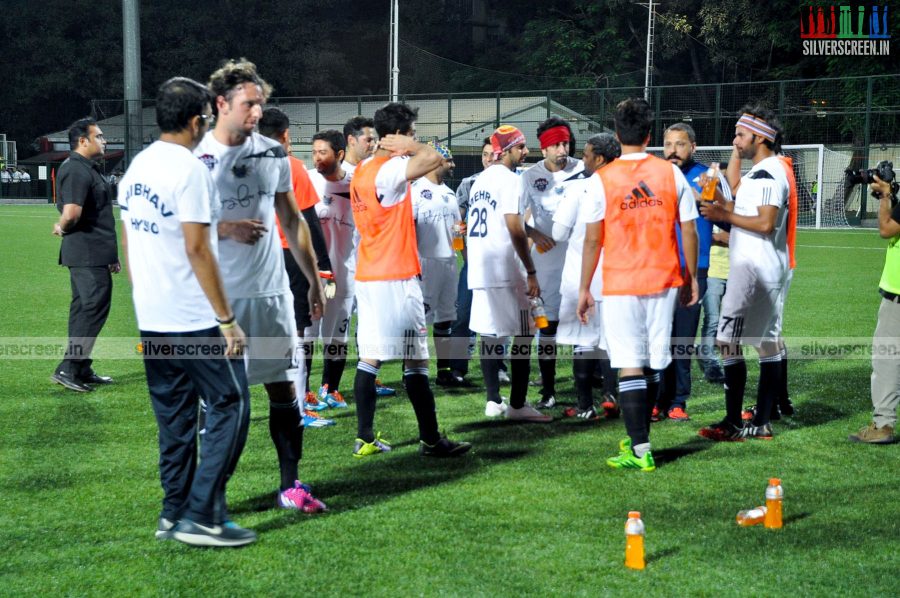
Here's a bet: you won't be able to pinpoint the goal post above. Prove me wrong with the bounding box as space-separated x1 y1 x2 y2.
645 144 854 229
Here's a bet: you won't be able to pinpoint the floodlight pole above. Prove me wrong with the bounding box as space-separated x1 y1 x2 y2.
389 0 399 101
123 0 142 167
643 0 655 101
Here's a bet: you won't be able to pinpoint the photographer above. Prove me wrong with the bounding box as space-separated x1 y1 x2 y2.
849 172 900 444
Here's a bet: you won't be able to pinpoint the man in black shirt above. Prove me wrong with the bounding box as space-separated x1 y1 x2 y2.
51 118 120 392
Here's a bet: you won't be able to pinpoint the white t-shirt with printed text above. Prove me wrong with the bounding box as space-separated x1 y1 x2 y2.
194 131 292 299
411 177 457 259
119 140 220 332
307 167 357 296
730 155 790 283
521 157 584 273
466 164 525 289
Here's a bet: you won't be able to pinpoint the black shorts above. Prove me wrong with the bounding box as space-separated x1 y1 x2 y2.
283 248 312 330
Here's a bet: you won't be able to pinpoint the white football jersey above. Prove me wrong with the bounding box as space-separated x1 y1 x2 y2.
466 164 525 289
521 157 584 273
195 131 292 299
119 140 220 332
307 168 357 297
411 177 457 259
730 155 790 284
553 173 603 299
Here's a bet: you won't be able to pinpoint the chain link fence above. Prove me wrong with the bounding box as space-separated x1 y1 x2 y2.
86 74 898 221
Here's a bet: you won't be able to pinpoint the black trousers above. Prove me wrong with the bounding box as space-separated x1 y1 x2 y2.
56 266 112 378
141 328 250 526
284 248 312 331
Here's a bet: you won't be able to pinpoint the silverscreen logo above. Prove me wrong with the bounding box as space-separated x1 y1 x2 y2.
801 5 890 55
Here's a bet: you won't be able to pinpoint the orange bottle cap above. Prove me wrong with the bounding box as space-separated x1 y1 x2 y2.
769 478 781 485
628 511 641 518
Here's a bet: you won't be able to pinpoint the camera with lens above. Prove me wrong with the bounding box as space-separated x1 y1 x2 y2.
846 160 898 205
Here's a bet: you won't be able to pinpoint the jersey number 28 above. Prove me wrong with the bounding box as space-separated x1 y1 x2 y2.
468 207 488 237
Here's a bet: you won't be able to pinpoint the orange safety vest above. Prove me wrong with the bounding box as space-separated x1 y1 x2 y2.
277 156 320 250
598 155 684 296
350 156 421 281
777 155 798 270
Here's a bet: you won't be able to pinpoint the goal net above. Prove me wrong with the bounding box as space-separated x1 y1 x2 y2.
646 144 853 228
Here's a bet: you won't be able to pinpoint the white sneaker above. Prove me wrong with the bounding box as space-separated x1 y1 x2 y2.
497 369 511 385
484 399 508 417
506 402 553 423
536 395 556 409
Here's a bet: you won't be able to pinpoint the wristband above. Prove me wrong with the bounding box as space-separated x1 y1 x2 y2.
526 270 536 276
218 321 236 330
216 314 236 325
319 271 334 280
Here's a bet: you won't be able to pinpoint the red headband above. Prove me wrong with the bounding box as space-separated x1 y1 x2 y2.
538 126 570 150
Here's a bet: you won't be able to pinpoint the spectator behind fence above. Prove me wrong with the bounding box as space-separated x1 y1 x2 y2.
20 168 31 197
1 167 10 196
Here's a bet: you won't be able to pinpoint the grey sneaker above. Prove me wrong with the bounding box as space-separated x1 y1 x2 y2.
506 403 553 423
497 369 511 385
849 422 895 444
172 519 257 547
155 517 176 540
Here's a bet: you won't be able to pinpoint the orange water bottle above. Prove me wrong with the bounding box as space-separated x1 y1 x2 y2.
764 478 783 529
700 163 720 201
452 221 466 251
530 297 549 329
624 511 645 570
736 505 767 527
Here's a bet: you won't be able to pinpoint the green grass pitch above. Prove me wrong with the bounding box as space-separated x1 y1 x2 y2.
1 204 898 596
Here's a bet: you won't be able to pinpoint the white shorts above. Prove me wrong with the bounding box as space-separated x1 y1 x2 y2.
557 292 604 348
355 278 429 361
536 266 564 320
304 294 354 345
420 257 458 324
717 266 785 347
601 288 678 370
232 293 297 385
770 269 793 339
470 279 535 337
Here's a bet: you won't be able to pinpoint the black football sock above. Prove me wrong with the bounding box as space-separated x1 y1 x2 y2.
722 356 747 427
509 336 532 409
304 341 314 394
644 368 662 426
322 343 348 392
354 362 379 443
573 347 598 411
433 322 452 373
269 398 303 491
778 346 790 407
480 337 503 403
753 355 782 427
618 375 649 446
403 367 440 445
537 322 558 397
597 350 618 396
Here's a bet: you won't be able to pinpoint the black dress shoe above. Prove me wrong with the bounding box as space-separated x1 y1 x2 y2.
80 372 114 385
436 370 465 387
51 371 93 392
